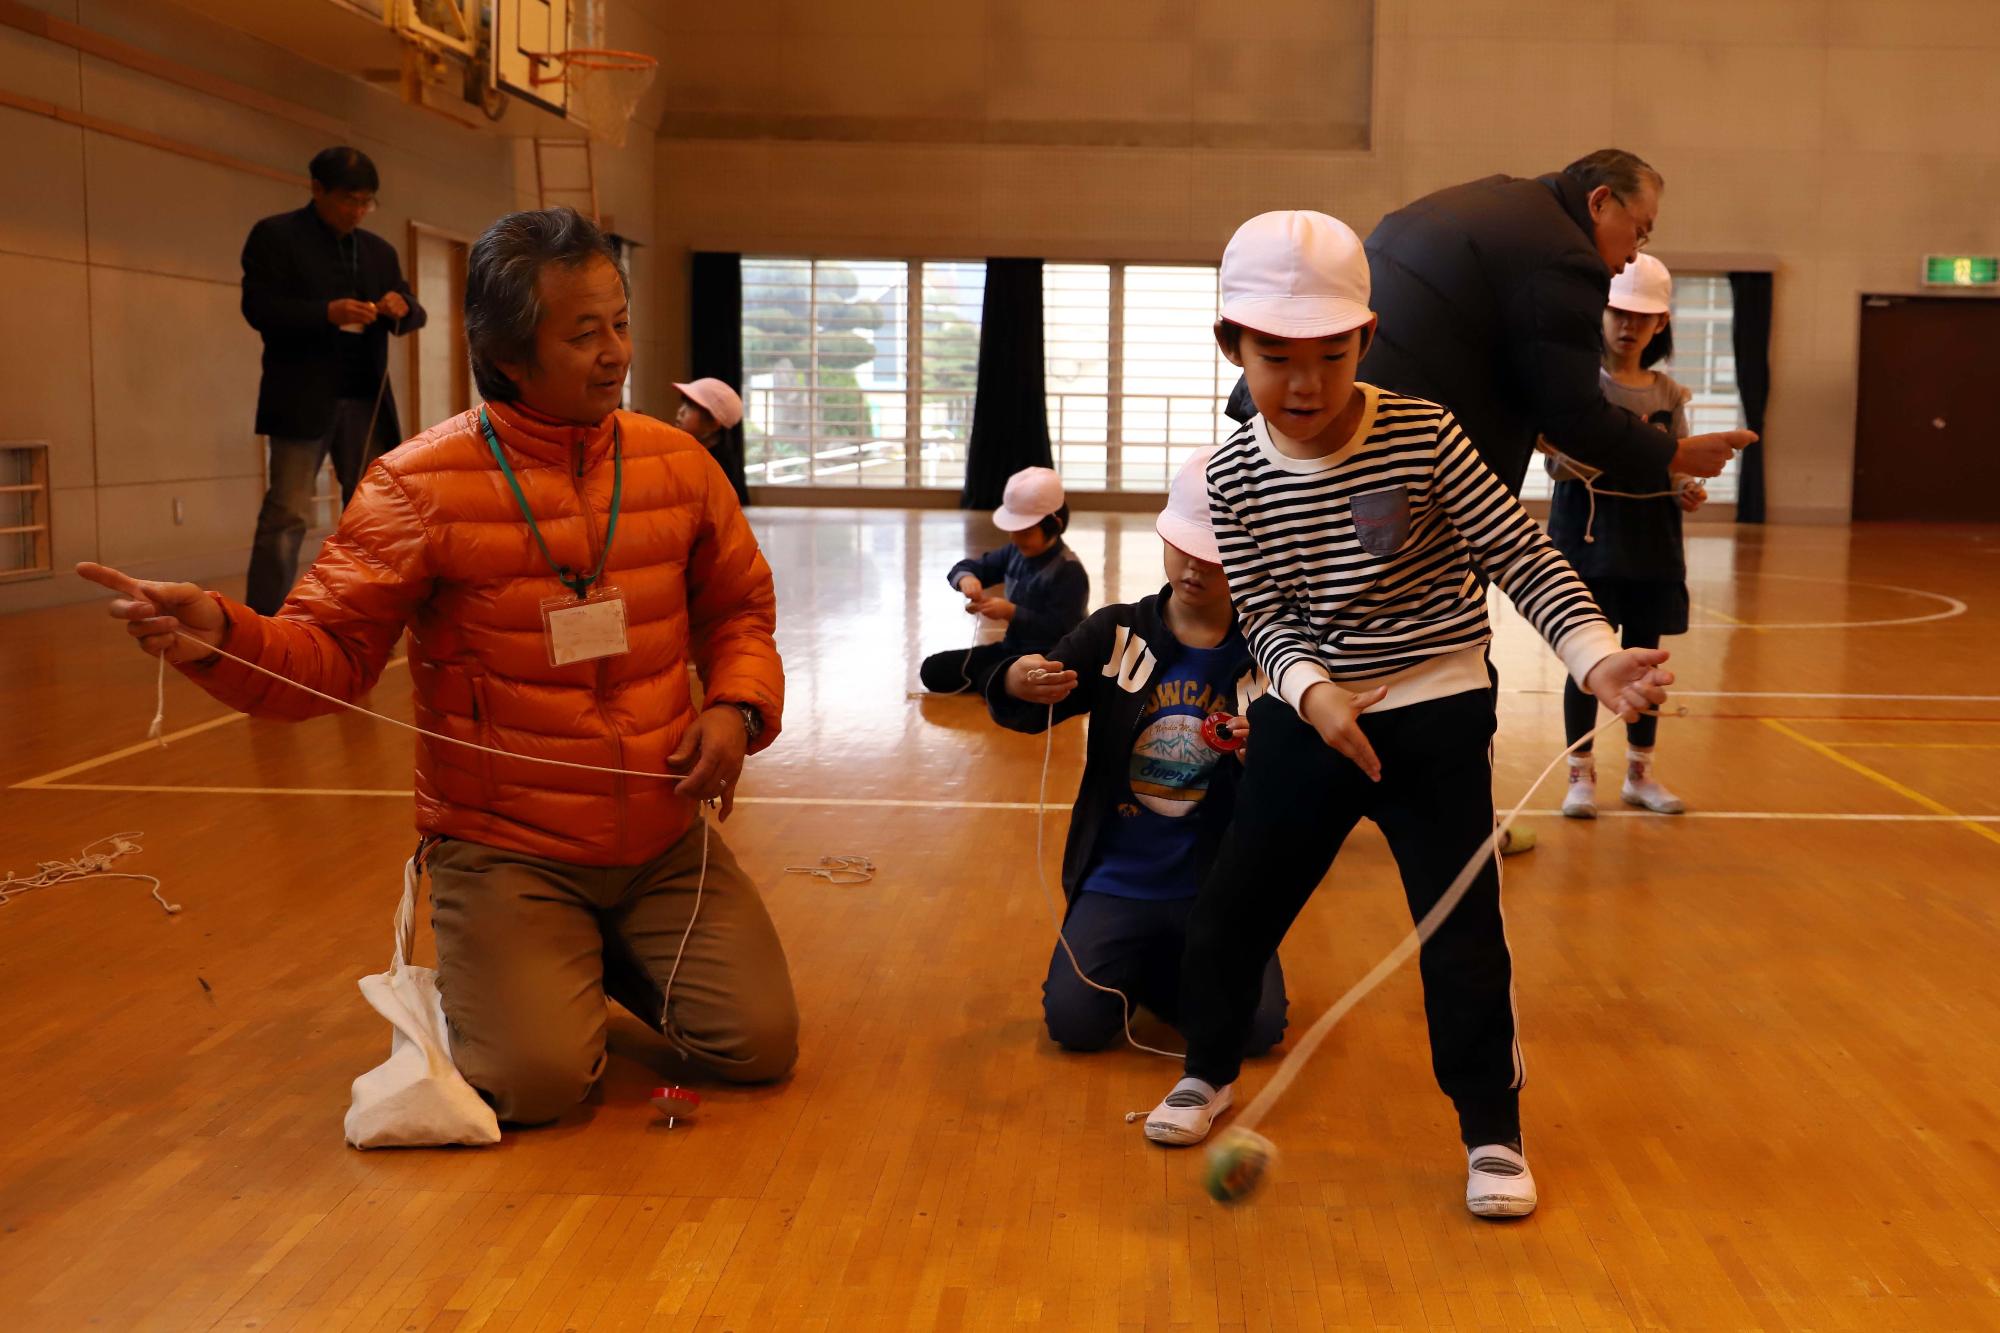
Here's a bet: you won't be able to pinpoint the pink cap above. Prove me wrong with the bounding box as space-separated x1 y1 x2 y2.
1155 447 1221 564
992 466 1065 532
1608 253 1672 315
1220 210 1373 339
673 378 744 429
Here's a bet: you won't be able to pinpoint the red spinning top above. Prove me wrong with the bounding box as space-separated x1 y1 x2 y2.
1201 712 1244 753
650 1086 702 1123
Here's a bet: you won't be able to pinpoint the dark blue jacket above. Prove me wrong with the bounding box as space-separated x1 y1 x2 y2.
947 540 1089 653
240 205 426 444
985 589 1258 898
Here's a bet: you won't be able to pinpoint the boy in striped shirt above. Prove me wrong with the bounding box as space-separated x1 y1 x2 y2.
1142 211 1674 1220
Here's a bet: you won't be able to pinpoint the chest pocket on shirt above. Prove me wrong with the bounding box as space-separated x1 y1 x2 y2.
1348 486 1411 557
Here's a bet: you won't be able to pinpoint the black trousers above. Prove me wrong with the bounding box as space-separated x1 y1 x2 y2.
1179 689 1523 1147
1042 890 1288 1055
919 641 1012 695
245 396 376 616
1562 576 1685 753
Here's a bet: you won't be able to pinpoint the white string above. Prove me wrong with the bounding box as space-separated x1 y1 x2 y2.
1228 705 1678 1139
147 651 167 745
1578 478 1701 545
357 315 399 462
657 813 708 1051
1 832 181 916
783 856 876 884
161 629 692 783
1540 442 1706 545
1030 696 1183 1061
910 627 987 699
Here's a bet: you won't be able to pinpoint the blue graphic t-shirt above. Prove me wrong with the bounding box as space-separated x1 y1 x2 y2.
1081 637 1245 901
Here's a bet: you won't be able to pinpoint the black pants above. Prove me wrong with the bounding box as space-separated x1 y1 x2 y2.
1180 690 1522 1147
1043 890 1288 1055
919 641 1012 695
245 397 376 616
1563 594 1676 752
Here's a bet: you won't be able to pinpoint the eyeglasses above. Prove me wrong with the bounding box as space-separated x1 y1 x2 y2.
1615 194 1653 250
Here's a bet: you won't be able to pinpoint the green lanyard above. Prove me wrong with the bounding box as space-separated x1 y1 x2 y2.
481 407 623 600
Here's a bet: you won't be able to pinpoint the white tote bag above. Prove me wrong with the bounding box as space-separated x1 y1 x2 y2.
343 857 501 1148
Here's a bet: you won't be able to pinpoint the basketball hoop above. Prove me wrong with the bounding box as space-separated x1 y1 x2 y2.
528 48 657 148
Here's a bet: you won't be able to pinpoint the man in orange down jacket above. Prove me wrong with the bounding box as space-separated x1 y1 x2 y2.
79 208 796 1126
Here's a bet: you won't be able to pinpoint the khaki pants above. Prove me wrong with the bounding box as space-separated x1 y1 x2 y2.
428 822 798 1125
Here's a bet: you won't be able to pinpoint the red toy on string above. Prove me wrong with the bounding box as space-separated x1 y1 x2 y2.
1201 712 1244 754
650 1085 701 1126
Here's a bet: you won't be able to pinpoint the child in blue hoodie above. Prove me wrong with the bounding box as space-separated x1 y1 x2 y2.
920 465 1089 695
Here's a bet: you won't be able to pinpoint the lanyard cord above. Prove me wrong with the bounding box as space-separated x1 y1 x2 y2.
481 407 623 599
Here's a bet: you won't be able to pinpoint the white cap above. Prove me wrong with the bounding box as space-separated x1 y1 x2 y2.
992 465 1065 532
673 378 744 429
1156 447 1220 564
1219 210 1373 339
1607 253 1672 315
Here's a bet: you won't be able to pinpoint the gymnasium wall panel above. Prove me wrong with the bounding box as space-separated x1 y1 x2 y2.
0 105 87 264
82 135 297 285
94 477 263 569
87 265 261 490
0 253 94 489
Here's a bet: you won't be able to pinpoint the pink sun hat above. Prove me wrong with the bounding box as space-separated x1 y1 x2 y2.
1156 447 1221 563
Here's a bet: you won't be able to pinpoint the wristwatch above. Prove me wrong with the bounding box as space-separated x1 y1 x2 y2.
729 702 765 742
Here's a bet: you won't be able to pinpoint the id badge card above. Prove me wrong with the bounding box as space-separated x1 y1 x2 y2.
541 586 629 667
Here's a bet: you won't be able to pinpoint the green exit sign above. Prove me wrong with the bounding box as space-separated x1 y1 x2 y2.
1924 254 1999 286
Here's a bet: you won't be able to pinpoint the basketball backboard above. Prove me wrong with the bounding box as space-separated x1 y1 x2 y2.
492 0 570 116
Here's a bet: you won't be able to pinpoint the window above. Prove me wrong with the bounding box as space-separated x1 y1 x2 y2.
740 256 1238 494
1044 262 1237 492
741 258 984 489
1521 273 1745 503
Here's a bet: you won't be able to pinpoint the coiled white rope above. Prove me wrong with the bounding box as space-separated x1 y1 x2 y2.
1 832 180 916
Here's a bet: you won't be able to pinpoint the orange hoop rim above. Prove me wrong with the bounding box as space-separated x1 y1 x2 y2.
528 47 659 86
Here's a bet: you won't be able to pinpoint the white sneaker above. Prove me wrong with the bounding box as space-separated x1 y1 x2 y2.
1466 1143 1537 1218
1621 771 1686 814
1144 1078 1233 1146
1561 760 1597 819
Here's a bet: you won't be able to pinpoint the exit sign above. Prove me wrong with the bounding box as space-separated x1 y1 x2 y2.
1924 254 1999 286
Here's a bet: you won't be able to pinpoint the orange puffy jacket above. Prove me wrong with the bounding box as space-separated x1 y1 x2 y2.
181 399 783 866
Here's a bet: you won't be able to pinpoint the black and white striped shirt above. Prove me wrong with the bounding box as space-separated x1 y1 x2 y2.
1208 385 1618 714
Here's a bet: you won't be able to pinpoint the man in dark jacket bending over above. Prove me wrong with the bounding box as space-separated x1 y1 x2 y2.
1229 149 1754 493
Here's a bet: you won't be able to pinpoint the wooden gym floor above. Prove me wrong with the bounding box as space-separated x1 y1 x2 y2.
2 510 1998 1331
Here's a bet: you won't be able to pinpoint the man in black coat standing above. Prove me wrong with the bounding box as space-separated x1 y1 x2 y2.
240 147 427 614
1227 149 1753 492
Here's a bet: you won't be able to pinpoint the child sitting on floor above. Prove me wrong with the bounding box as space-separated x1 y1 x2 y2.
987 449 1288 1054
919 465 1088 696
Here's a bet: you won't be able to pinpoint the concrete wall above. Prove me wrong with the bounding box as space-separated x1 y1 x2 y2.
653 0 2000 523
0 0 662 611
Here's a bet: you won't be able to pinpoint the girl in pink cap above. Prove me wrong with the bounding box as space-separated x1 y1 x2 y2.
1541 254 1707 818
674 377 750 507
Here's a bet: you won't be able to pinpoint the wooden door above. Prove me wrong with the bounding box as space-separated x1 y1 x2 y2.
1853 294 2000 521
409 223 472 432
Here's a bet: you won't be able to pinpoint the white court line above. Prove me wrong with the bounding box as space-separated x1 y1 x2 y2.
9 657 410 790
1682 573 1968 631
16 782 2000 823
12 710 249 788
1503 689 2000 703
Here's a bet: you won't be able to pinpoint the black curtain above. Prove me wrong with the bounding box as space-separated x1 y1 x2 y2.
960 257 1053 509
689 251 751 507
1728 271 1772 523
